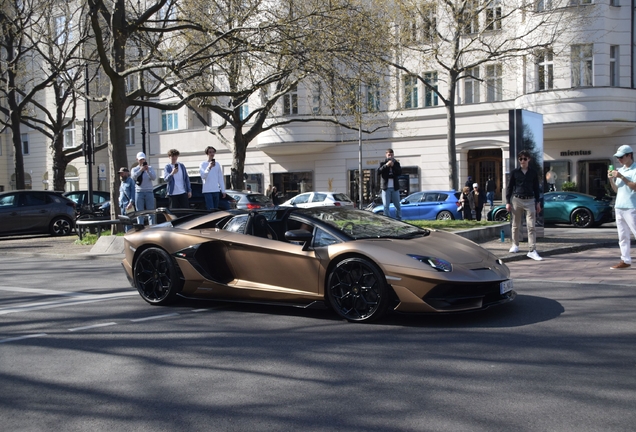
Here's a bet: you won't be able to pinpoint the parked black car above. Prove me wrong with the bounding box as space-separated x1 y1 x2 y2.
0 190 76 236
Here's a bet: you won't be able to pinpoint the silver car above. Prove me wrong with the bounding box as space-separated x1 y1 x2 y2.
226 190 275 210
281 191 354 208
0 190 76 236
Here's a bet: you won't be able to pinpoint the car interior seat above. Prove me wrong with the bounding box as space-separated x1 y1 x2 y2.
250 214 277 240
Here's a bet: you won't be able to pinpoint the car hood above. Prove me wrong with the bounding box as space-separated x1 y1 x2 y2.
355 229 493 265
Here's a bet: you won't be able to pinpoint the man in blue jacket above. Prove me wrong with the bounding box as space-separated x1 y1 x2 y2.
163 149 192 209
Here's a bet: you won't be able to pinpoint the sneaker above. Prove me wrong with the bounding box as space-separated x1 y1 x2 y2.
527 250 543 261
508 245 519 253
610 261 631 270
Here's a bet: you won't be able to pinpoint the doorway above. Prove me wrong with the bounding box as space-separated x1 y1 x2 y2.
467 149 502 200
578 160 611 198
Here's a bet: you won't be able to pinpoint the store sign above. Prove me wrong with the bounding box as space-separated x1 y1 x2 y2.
560 150 592 156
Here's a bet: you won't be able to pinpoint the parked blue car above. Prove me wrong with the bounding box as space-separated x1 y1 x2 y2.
372 190 462 220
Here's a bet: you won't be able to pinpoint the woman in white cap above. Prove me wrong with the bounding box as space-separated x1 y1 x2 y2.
608 145 636 269
131 152 157 224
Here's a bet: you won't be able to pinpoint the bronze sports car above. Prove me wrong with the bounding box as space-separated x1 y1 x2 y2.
122 207 515 322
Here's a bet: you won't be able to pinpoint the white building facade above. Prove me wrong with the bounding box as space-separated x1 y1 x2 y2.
1 0 634 206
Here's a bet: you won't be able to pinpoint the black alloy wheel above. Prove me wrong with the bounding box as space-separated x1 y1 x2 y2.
133 247 182 305
50 216 73 236
571 208 593 228
326 257 390 323
494 209 510 222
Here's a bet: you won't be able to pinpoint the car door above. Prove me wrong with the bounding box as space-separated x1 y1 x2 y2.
0 193 21 235
18 192 52 233
399 192 424 219
290 193 311 208
419 193 447 219
543 193 563 223
225 215 321 296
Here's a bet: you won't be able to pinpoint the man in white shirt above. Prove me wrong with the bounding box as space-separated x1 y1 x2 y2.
199 146 226 210
608 145 636 269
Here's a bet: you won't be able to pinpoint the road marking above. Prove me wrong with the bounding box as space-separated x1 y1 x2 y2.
0 291 138 316
131 312 180 322
0 286 74 295
0 333 47 344
68 322 118 332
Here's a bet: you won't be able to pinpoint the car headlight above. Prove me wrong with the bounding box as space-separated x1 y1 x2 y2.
408 254 452 272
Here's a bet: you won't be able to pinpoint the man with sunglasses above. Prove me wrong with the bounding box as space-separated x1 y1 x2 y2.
608 145 636 269
506 150 543 261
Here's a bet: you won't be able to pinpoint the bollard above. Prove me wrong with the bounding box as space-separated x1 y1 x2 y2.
500 229 505 242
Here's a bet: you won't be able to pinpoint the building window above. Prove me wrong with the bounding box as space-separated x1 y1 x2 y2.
609 0 619 5
312 83 321 114
462 0 479 34
125 118 135 146
536 50 554 91
486 64 503 102
536 0 553 11
161 110 179 131
21 133 29 155
610 45 619 87
402 19 418 44
464 67 480 104
55 16 67 44
485 1 502 31
571 44 593 87
404 75 418 109
422 7 437 41
424 72 438 107
64 123 75 148
367 82 380 112
282 85 298 115
239 104 249 120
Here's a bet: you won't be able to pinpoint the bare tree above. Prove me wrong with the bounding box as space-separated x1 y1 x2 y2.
381 0 590 190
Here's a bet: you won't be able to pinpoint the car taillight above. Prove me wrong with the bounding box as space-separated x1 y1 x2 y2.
246 203 261 209
334 202 341 206
67 202 76 210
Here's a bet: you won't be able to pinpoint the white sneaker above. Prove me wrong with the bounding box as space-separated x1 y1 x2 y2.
508 245 519 253
527 250 543 261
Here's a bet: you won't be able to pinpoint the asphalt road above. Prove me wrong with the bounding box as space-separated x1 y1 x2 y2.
1 254 634 431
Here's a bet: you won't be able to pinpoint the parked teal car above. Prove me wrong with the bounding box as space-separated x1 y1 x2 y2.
487 192 614 228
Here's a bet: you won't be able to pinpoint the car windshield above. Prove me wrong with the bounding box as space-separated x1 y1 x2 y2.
297 207 429 239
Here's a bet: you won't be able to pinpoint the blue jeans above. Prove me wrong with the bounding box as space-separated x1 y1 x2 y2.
382 188 401 220
135 191 156 225
120 205 133 232
204 192 221 210
486 191 494 207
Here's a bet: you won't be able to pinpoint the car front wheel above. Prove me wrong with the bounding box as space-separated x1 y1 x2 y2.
571 208 593 228
50 216 73 236
133 247 183 305
436 210 453 220
326 257 390 323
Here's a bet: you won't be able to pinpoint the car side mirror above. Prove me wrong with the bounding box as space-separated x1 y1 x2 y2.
285 229 313 250
401 199 408 204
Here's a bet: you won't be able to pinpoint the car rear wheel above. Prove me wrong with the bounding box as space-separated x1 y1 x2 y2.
571 208 593 228
436 210 453 220
494 209 509 222
133 247 182 305
49 216 73 236
326 257 390 323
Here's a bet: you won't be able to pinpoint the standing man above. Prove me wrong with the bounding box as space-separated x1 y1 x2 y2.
485 176 496 209
608 145 636 269
163 149 192 209
118 167 135 232
471 183 486 221
506 150 543 261
378 148 402 220
200 146 226 210
465 175 473 188
131 152 157 225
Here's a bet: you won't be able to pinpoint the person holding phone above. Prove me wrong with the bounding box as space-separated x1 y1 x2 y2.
608 145 636 269
163 149 192 209
378 148 402 220
131 152 157 225
199 146 226 210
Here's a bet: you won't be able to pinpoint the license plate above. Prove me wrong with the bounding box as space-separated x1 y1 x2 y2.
500 279 513 294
